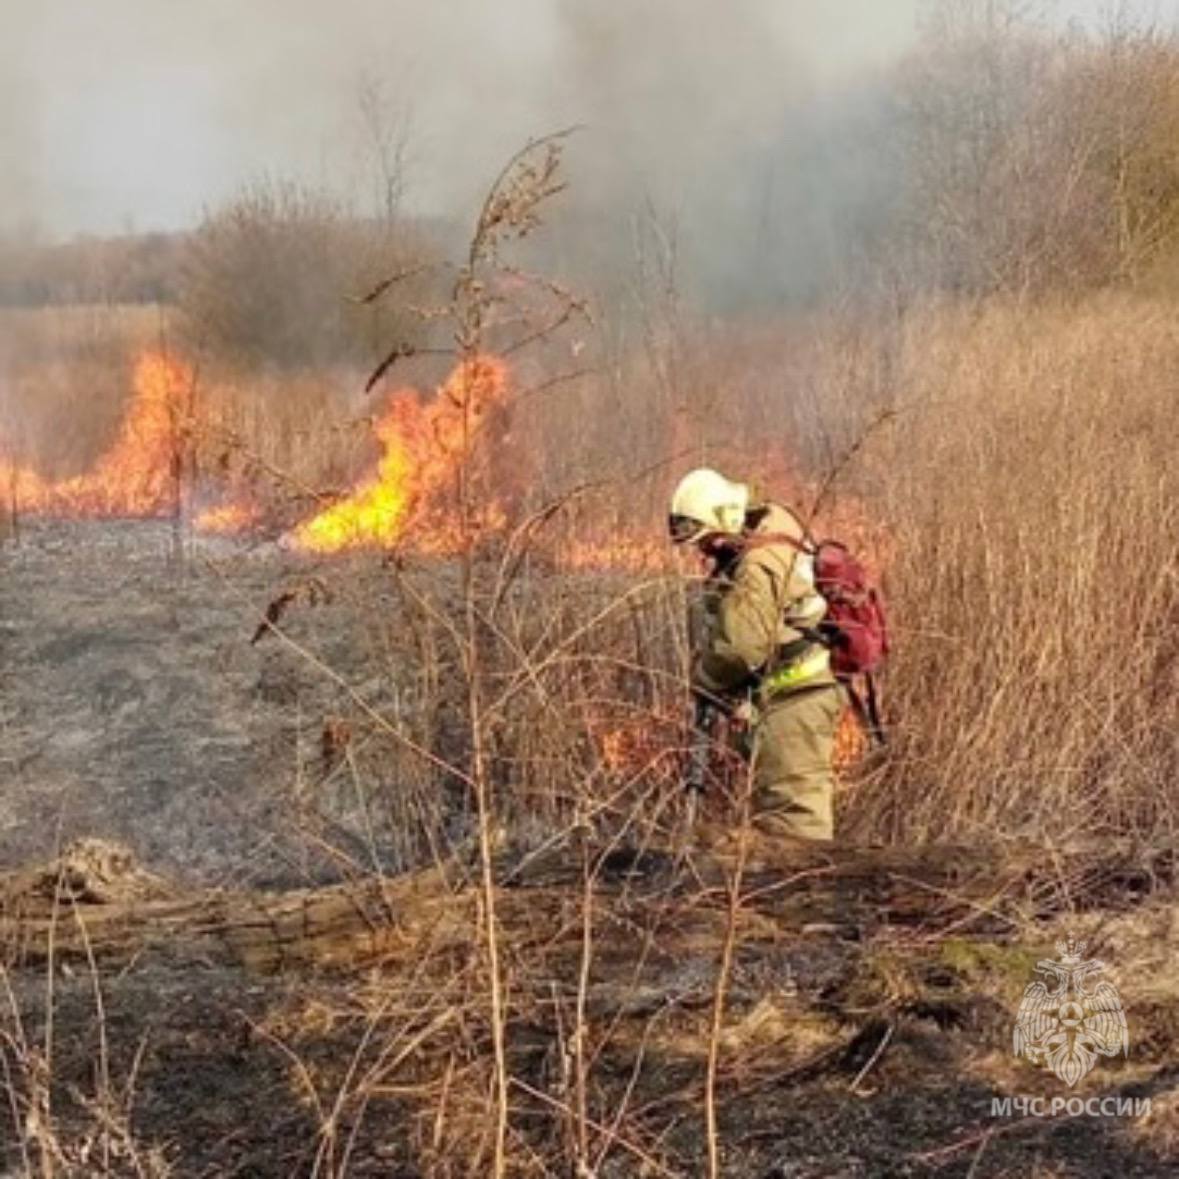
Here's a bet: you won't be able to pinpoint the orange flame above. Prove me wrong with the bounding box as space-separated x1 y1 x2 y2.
194 501 262 535
592 714 672 776
1 350 190 518
833 706 869 777
591 698 871 786
292 355 509 554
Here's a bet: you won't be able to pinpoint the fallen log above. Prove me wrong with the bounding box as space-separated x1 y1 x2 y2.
0 835 1172 972
0 838 479 971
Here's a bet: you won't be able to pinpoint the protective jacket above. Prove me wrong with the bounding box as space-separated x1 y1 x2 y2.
694 502 834 701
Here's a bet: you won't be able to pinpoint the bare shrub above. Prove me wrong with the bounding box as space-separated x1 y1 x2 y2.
177 179 433 374
891 5 1179 296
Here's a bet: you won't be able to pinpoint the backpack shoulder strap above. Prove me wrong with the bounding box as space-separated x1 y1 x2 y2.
745 531 815 555
739 502 816 556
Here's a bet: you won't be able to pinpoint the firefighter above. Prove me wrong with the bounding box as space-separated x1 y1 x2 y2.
669 467 842 842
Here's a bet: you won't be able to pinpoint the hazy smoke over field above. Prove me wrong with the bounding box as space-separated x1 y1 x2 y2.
0 1 922 292
547 1 903 304
0 10 41 237
0 0 1147 304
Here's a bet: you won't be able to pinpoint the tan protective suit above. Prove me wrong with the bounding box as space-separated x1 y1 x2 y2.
694 503 842 841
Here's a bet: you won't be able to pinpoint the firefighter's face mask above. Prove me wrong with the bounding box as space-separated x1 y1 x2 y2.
668 513 706 546
699 533 741 569
668 507 746 548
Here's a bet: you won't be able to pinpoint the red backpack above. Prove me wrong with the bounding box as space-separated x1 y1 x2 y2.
749 524 890 744
809 540 889 678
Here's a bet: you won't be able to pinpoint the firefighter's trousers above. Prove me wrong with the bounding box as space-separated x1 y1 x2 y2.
750 683 842 842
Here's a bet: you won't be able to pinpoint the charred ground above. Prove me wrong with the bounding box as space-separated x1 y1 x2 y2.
0 521 426 887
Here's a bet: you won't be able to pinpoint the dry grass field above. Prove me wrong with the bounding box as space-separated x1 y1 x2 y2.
4 29 1179 1166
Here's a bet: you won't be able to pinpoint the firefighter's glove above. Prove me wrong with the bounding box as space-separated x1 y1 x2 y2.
693 651 756 696
730 698 758 733
818 620 848 649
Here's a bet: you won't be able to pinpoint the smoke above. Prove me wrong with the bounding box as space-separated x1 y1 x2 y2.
0 8 43 238
542 1 913 307
1 3 914 231
1 1 1141 303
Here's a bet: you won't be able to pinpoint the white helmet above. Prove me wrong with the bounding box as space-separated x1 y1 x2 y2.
668 468 750 544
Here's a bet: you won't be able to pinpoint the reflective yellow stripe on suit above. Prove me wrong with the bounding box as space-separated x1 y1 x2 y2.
762 647 831 696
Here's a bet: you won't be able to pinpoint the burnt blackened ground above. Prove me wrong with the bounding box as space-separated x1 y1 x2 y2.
0 965 424 1177
2 939 1176 1178
0 520 412 887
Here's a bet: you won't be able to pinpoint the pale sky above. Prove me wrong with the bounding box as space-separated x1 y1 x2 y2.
1 0 1176 238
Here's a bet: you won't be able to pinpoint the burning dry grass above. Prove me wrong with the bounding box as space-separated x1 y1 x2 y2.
292 355 510 555
4 290 1178 850
1 350 191 518
0 304 164 483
